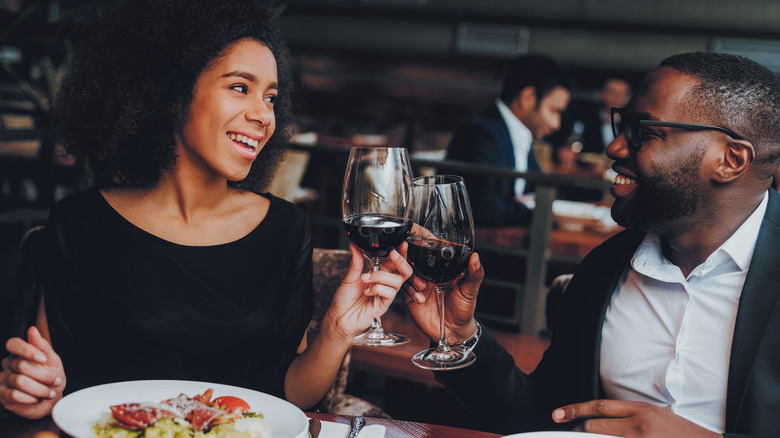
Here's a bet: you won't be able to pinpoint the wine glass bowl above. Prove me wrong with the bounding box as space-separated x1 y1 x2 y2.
342 146 413 347
407 175 476 370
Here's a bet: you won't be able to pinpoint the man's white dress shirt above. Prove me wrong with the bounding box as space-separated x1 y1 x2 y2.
600 192 768 433
495 99 532 196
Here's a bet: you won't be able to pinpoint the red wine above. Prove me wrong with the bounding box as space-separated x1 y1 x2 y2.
407 237 472 285
343 214 413 259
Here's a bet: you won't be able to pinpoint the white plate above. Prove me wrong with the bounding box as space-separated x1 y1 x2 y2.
503 432 613 438
52 379 308 438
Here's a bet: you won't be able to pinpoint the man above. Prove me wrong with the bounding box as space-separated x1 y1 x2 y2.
550 78 632 157
446 54 573 227
547 78 631 202
407 52 780 437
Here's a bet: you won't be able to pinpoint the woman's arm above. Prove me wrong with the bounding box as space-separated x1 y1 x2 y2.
283 244 412 409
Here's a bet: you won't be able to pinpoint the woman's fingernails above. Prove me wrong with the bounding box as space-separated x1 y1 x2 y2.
49 390 56 398
34 353 47 363
54 377 62 386
361 273 371 281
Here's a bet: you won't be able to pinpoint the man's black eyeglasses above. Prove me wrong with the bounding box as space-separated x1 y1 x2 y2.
611 107 744 150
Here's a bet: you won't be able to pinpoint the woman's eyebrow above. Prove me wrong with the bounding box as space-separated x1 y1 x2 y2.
221 70 257 82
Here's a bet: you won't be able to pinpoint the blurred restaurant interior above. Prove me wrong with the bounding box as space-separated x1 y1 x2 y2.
3 0 780 427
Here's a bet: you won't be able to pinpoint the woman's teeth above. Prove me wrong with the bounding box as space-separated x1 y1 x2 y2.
228 133 259 149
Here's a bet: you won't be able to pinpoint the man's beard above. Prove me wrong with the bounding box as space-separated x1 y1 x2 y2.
611 148 705 235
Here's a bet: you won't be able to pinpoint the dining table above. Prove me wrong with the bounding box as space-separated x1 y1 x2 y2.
0 411 502 438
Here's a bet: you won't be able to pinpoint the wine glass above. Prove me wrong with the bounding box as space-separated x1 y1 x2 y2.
407 175 476 370
342 146 413 346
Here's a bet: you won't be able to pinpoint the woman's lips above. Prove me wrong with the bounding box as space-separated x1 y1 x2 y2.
227 132 262 160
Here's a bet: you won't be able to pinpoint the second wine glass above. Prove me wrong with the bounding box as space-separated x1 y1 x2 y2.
342 146 413 347
407 175 476 370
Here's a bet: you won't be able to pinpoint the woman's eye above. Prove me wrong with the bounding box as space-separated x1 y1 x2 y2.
230 84 248 94
264 95 277 104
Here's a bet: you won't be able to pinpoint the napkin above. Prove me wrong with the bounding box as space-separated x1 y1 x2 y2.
314 419 385 438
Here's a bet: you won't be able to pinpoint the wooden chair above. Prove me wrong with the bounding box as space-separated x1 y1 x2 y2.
2 224 46 349
267 150 310 203
307 248 391 419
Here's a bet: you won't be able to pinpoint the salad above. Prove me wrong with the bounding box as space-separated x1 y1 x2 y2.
92 389 270 438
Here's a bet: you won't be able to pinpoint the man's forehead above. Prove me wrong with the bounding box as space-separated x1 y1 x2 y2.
627 67 699 117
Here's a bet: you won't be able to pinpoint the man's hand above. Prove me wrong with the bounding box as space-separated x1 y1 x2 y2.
404 251 484 344
552 400 721 438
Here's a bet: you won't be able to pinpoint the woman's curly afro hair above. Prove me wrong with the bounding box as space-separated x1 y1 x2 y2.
53 0 293 191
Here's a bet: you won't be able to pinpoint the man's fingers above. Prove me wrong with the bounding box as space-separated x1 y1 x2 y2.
456 253 483 298
579 417 629 436
553 399 635 422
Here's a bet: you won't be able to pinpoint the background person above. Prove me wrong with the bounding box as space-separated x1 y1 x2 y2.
0 0 412 420
407 51 780 437
446 54 573 227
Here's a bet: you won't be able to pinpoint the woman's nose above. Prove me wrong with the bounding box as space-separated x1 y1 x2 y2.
246 99 274 126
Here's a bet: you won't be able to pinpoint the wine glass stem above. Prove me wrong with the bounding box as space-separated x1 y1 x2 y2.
368 258 386 338
435 285 450 352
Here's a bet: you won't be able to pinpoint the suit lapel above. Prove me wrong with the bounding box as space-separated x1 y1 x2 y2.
488 104 517 169
726 190 780 431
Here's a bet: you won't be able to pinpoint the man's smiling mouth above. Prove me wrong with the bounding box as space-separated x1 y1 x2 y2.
613 174 637 185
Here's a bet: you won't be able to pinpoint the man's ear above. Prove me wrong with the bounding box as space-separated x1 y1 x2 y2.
511 86 537 114
714 139 754 182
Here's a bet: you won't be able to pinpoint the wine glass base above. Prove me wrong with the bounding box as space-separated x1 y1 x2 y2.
411 348 476 370
350 331 410 347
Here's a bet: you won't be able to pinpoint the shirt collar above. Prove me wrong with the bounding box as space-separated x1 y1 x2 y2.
632 191 769 279
495 99 532 145
720 190 768 271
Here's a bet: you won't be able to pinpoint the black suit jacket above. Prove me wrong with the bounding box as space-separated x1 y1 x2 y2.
437 190 780 437
446 103 540 227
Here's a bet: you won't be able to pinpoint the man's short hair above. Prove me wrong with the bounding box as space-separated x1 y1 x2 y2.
499 55 574 106
660 52 780 178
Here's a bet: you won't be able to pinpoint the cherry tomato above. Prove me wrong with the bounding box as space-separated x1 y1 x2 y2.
212 396 251 413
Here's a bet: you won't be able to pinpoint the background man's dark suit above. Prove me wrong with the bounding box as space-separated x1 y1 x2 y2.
436 189 780 437
546 100 611 154
446 103 541 227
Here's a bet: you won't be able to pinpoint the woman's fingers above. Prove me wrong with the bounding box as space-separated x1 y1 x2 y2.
4 370 56 400
5 337 47 365
2 355 58 388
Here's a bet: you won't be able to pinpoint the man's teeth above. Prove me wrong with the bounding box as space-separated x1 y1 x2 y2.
613 174 637 185
228 133 259 149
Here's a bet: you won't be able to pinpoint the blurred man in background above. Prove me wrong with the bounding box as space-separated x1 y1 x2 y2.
446 54 573 227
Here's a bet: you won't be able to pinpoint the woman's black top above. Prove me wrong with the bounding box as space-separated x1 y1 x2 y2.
43 188 313 398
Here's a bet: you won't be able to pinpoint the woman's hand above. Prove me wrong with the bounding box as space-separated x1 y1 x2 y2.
405 252 484 344
323 243 414 343
0 326 66 419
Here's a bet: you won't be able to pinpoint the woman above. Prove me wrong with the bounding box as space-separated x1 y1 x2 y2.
0 0 412 419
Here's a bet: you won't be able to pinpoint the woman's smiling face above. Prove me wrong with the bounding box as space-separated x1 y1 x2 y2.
176 38 278 182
